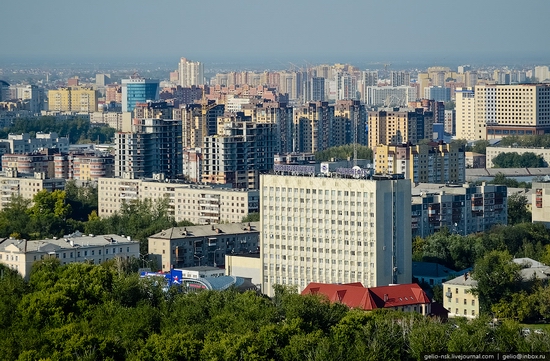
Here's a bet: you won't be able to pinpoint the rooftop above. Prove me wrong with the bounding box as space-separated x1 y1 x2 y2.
301 282 431 311
149 222 260 240
0 232 137 254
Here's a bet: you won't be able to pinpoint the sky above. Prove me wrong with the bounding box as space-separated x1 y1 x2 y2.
2 0 550 67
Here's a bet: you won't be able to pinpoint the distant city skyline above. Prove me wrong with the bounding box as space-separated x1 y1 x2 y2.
2 0 550 67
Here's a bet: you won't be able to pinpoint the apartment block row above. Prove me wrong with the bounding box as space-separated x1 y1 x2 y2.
97 177 259 224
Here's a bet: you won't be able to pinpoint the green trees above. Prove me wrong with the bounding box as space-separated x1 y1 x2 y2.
507 193 532 225
471 250 522 314
492 152 546 168
315 144 373 162
0 117 115 144
2 259 550 360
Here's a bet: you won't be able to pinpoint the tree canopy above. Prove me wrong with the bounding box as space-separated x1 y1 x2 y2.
0 117 115 144
492 152 546 168
1 262 549 360
315 144 373 162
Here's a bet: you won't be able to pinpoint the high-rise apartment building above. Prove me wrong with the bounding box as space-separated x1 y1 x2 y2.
533 182 550 228
374 142 465 184
368 108 431 146
390 71 411 87
115 118 182 179
202 121 278 189
293 102 335 153
535 66 550 82
48 87 98 112
121 77 159 113
455 87 476 140
424 86 451 102
364 86 417 107
310 77 325 101
178 57 204 87
176 102 225 148
334 100 368 146
260 173 412 297
456 84 550 140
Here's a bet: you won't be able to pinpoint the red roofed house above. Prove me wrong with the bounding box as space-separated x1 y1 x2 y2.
301 282 432 315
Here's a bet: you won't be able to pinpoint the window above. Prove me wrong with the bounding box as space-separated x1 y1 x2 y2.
471 300 475 306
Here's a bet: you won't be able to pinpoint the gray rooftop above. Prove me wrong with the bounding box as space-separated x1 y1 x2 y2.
149 222 260 240
0 232 137 254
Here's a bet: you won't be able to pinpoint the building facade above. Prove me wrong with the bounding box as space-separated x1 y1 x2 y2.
148 222 260 272
202 121 278 189
48 87 98 112
260 173 412 297
411 183 508 237
533 182 550 228
0 233 139 279
0 169 66 211
178 57 204 87
374 142 466 184
115 118 182 179
121 77 160 113
368 108 432 147
98 177 259 224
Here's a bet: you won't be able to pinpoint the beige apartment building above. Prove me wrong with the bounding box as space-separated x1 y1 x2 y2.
374 142 465 184
260 173 412 297
368 108 431 147
48 87 98 112
456 84 550 141
443 273 479 319
0 169 65 210
98 177 259 224
533 182 550 228
0 232 139 279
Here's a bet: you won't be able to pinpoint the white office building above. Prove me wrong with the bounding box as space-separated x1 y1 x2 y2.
260 173 412 297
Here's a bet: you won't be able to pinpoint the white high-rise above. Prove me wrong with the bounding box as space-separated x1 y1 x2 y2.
260 173 412 297
178 57 204 87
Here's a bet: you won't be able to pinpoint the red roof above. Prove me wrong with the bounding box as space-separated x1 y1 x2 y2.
301 282 431 311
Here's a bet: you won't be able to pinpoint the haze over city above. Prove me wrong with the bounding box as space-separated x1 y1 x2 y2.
3 0 550 68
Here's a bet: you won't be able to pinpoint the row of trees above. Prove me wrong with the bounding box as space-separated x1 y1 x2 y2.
499 134 550 148
492 152 547 168
315 144 373 162
1 260 549 360
0 117 115 144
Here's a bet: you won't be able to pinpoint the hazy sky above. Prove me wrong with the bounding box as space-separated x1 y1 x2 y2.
3 0 550 66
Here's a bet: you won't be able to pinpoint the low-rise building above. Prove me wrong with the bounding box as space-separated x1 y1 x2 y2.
98 177 259 224
301 282 432 315
443 258 550 319
0 232 139 279
175 266 225 279
465 152 486 168
148 222 260 272
412 261 470 286
225 253 261 290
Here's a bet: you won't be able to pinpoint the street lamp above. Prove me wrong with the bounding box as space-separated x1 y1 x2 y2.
194 254 205 266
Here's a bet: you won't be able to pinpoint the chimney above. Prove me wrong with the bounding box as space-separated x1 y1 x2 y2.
464 273 468 281
384 294 388 302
